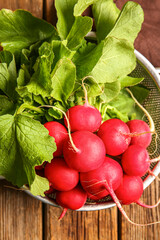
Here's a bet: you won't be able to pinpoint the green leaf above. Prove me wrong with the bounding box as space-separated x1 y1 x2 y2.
0 9 58 54
101 103 129 122
100 81 121 102
130 85 150 103
52 40 75 68
119 76 144 89
16 69 32 102
0 114 56 187
66 16 93 50
0 95 14 116
74 0 99 16
90 37 136 83
51 58 76 102
30 175 49 196
48 102 67 120
72 41 103 80
92 0 120 42
27 42 54 98
0 51 17 99
108 1 144 44
55 0 78 40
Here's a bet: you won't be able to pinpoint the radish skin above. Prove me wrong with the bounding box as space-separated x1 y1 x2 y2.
80 157 123 200
97 119 131 156
44 158 79 191
63 130 106 172
56 185 87 220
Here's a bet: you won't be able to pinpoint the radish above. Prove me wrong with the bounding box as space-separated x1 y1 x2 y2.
56 185 87 220
64 105 102 132
44 121 68 157
80 157 123 200
64 78 102 132
97 119 131 156
44 158 79 191
127 119 152 148
115 175 160 208
63 130 106 172
121 145 150 177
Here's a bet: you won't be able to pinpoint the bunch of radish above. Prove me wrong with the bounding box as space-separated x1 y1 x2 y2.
35 92 160 225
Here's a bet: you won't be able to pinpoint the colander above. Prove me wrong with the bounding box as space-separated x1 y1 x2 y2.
0 49 160 211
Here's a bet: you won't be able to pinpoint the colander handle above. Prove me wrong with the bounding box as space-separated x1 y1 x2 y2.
156 67 160 74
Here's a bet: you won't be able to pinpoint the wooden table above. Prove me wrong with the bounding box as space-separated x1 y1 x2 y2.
0 1 160 239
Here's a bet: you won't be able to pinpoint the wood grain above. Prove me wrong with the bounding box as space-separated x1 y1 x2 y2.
0 181 43 240
0 0 43 18
44 0 57 26
44 205 118 240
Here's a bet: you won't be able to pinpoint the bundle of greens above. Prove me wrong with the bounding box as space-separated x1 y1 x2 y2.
0 0 148 196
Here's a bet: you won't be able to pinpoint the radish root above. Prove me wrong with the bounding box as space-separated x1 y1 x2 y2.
104 181 160 226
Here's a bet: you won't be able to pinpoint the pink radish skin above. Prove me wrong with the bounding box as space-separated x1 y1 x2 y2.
63 130 106 172
127 119 152 148
115 175 160 208
115 175 143 205
80 157 123 200
44 121 68 157
64 104 102 132
121 145 150 177
56 185 87 220
97 119 131 156
44 158 79 191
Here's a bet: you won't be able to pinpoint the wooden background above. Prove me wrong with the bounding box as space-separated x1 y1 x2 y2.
0 0 160 239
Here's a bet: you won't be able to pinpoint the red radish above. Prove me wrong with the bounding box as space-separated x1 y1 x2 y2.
64 105 102 132
115 175 143 205
121 145 150 177
44 121 68 157
64 78 102 132
127 119 152 148
97 119 131 156
80 157 123 200
44 158 79 191
63 130 106 172
115 175 160 208
56 185 87 220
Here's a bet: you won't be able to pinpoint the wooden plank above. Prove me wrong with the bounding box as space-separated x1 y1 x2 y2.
0 180 43 240
119 179 160 240
0 0 43 18
44 205 118 240
44 0 57 26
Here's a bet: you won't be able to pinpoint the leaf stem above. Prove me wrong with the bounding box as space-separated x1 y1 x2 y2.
16 103 44 115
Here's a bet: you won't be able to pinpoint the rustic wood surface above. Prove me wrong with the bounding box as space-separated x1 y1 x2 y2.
0 0 160 239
